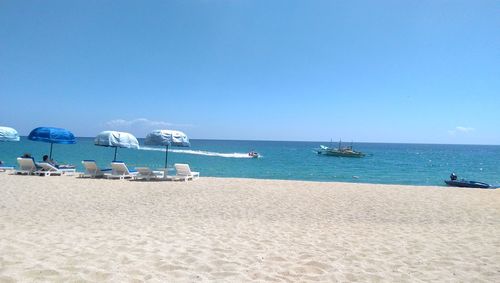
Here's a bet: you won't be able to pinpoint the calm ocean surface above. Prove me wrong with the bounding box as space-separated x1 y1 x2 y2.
1 138 499 186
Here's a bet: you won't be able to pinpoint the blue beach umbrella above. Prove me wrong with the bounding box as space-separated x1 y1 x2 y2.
28 127 76 159
0 126 20 142
144 129 190 168
94 131 139 161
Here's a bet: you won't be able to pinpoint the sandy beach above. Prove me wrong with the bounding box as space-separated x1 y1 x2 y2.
0 173 498 282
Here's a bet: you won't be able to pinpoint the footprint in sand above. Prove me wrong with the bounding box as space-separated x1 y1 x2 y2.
23 269 60 279
0 276 16 283
156 264 188 272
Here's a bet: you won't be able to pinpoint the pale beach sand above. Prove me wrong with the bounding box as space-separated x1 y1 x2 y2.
0 173 499 282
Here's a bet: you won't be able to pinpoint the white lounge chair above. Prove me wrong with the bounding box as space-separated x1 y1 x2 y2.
14 157 38 175
134 167 165 181
80 160 111 178
0 165 14 172
56 165 77 175
107 162 138 180
36 162 63 176
168 163 200 181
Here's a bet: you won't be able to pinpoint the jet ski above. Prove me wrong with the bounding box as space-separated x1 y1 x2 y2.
444 173 496 189
248 151 259 158
444 179 492 189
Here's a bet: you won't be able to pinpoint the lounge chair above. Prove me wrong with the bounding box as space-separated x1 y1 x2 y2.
167 163 200 181
14 157 38 175
0 165 14 172
80 160 111 178
107 162 138 180
134 167 165 181
36 162 63 176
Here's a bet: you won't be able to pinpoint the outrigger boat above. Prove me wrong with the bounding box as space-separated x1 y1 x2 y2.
316 140 365 158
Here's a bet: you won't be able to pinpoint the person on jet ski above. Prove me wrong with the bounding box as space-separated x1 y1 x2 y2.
450 173 458 181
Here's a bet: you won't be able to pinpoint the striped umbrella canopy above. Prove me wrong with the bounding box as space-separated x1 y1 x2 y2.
94 131 139 161
0 126 20 142
144 129 190 168
28 127 76 159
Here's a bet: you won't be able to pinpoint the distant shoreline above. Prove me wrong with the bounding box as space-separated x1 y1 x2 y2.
11 136 500 146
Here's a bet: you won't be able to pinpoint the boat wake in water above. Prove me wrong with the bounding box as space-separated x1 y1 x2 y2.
139 146 259 159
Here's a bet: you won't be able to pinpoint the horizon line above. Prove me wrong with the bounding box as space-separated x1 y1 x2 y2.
16 136 500 147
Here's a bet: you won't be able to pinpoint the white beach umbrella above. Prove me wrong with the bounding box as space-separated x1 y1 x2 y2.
144 129 190 168
0 126 20 142
94 131 139 161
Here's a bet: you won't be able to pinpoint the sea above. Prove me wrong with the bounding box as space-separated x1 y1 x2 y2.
1 138 499 186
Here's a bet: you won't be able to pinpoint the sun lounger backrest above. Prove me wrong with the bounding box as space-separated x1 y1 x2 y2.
82 160 98 173
174 163 192 176
111 162 130 175
17 158 37 171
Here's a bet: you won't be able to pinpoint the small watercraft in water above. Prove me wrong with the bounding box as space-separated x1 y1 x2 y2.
316 140 365 158
444 173 494 189
248 151 259 158
444 179 492 189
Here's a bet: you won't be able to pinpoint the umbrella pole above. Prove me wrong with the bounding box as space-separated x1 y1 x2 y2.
113 147 118 162
49 143 53 159
165 145 169 169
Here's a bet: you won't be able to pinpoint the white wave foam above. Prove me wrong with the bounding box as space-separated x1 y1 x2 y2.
139 146 259 159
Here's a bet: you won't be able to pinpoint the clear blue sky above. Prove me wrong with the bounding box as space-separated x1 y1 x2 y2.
1 0 498 144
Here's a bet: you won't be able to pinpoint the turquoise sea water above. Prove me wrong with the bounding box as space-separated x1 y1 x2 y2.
1 138 499 186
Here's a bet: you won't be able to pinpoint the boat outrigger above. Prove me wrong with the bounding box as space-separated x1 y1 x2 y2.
316 140 365 158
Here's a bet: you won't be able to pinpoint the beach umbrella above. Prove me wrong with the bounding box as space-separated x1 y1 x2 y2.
94 131 139 161
28 127 76 159
144 129 190 168
0 126 20 142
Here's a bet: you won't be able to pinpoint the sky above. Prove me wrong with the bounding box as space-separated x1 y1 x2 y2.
1 0 498 144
